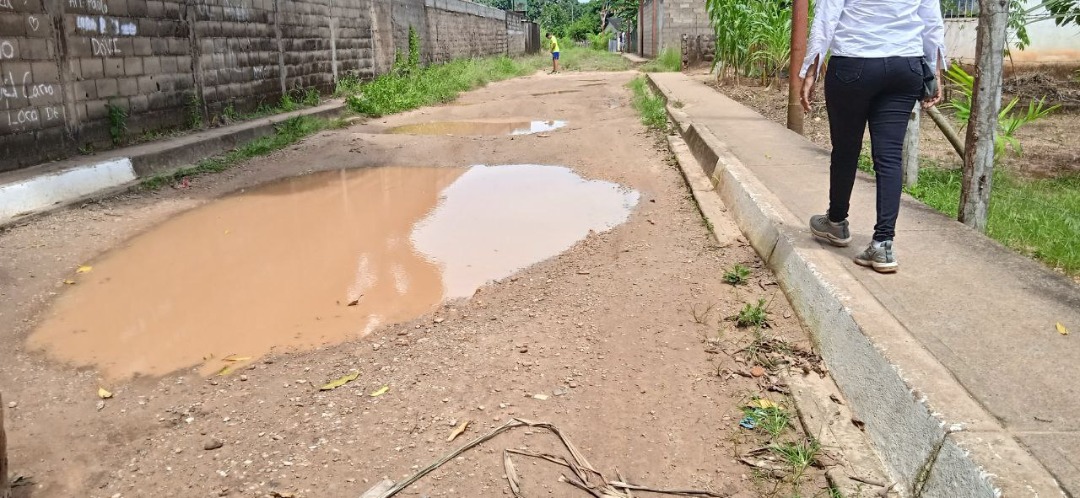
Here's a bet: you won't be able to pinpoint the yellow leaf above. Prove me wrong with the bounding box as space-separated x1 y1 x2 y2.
62 279 76 285
748 398 778 410
217 366 233 376
76 265 93 274
319 371 360 391
1058 322 1069 336
369 385 389 397
223 355 251 362
97 387 113 399
447 420 470 442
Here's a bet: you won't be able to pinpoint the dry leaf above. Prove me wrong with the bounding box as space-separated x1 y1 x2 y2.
370 385 389 397
447 420 470 442
504 451 522 497
97 387 113 399
217 366 233 376
1057 322 1069 336
76 265 93 274
62 279 76 285
223 355 251 362
747 398 778 410
319 371 360 391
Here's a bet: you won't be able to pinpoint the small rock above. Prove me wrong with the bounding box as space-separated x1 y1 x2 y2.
204 439 225 451
96 400 106 411
239 375 248 382
433 317 445 324
568 381 578 388
6 401 16 409
553 388 568 397
750 366 766 378
532 394 549 401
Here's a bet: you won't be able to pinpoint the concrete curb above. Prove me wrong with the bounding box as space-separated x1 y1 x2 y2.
0 100 347 227
647 74 1066 497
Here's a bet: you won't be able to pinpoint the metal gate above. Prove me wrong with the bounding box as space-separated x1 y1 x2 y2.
525 22 541 54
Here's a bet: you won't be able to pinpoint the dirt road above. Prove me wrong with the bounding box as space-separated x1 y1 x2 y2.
0 70 824 497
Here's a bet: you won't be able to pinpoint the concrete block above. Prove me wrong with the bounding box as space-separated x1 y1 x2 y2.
0 157 136 223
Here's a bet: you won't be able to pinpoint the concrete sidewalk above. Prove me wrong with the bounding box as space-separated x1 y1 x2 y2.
648 73 1079 497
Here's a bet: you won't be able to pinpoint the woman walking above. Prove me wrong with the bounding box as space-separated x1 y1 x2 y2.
799 0 946 273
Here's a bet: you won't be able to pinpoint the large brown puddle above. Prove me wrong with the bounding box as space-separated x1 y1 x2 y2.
387 120 566 136
28 165 638 379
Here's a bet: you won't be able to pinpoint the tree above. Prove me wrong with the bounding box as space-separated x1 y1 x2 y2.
540 2 571 35
959 0 1008 230
1045 0 1080 24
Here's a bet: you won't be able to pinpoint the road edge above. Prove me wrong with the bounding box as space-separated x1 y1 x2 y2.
0 101 347 228
649 73 1066 498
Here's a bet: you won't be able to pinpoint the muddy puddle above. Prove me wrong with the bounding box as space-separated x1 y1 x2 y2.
28 165 638 379
387 120 566 136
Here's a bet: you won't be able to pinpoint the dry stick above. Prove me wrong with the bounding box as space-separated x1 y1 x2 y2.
608 481 727 497
560 475 605 498
926 106 965 159
0 393 8 498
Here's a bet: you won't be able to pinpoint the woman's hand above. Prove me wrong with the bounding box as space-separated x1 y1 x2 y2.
800 64 818 113
922 69 943 108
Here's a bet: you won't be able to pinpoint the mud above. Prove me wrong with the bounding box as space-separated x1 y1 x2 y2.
27 165 636 380
387 120 566 136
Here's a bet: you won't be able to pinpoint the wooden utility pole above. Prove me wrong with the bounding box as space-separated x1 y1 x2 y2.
902 105 921 187
1 393 8 498
787 0 809 134
959 0 1008 231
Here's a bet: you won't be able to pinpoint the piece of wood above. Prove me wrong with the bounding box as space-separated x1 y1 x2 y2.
1 392 9 498
926 106 965 159
959 0 1009 231
902 104 921 187
787 0 809 134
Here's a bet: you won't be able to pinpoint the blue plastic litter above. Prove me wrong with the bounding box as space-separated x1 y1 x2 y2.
739 415 757 429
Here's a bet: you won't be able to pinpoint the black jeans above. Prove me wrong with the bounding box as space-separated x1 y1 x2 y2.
824 56 923 242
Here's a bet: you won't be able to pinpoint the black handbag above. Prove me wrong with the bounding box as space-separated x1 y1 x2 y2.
921 58 938 98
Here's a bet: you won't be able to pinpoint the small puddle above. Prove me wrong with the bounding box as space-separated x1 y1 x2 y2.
28 165 638 379
387 120 566 136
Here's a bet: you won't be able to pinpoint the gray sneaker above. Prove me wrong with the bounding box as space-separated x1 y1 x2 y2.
809 214 852 247
854 240 898 273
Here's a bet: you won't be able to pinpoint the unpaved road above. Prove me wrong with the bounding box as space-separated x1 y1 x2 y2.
0 70 826 497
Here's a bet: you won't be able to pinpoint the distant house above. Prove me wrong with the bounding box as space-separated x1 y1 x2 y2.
943 0 1080 63
637 0 710 58
602 15 630 52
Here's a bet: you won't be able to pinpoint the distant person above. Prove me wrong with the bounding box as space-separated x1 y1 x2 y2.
799 0 946 273
548 32 560 74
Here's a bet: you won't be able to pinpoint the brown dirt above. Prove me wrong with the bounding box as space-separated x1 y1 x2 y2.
0 71 828 497
712 68 1080 179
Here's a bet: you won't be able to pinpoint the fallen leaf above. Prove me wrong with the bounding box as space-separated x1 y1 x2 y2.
62 279 76 285
217 366 233 376
504 451 522 496
747 398 778 410
851 418 866 431
347 299 360 306
319 371 360 391
222 355 251 362
76 265 93 274
370 385 389 397
447 420 470 442
1057 322 1069 336
97 387 113 399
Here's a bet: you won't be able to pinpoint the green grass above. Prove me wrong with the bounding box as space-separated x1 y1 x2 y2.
771 438 821 483
141 116 345 189
858 153 1080 276
641 48 682 73
628 77 668 130
723 263 752 285
558 45 632 72
346 55 546 117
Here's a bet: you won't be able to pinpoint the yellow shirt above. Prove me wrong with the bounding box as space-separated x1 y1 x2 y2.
550 36 560 53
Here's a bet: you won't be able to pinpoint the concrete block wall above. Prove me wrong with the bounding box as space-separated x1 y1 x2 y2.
638 0 709 59
1 0 535 173
640 0 656 57
505 10 524 57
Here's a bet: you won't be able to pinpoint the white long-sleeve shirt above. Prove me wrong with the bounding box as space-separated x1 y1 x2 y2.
799 0 947 78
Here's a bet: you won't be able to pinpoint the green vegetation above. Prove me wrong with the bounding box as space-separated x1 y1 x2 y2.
642 48 682 73
558 45 631 71
944 65 1059 157
705 0 797 85
736 298 769 328
627 77 667 130
106 102 127 146
723 263 752 285
141 116 345 190
187 93 204 129
770 438 821 484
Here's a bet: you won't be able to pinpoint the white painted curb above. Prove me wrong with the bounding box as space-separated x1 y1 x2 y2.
0 158 136 224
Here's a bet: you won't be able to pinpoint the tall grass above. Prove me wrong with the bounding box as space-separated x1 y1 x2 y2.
628 77 667 130
347 56 545 116
642 48 682 72
558 45 632 72
705 0 801 85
